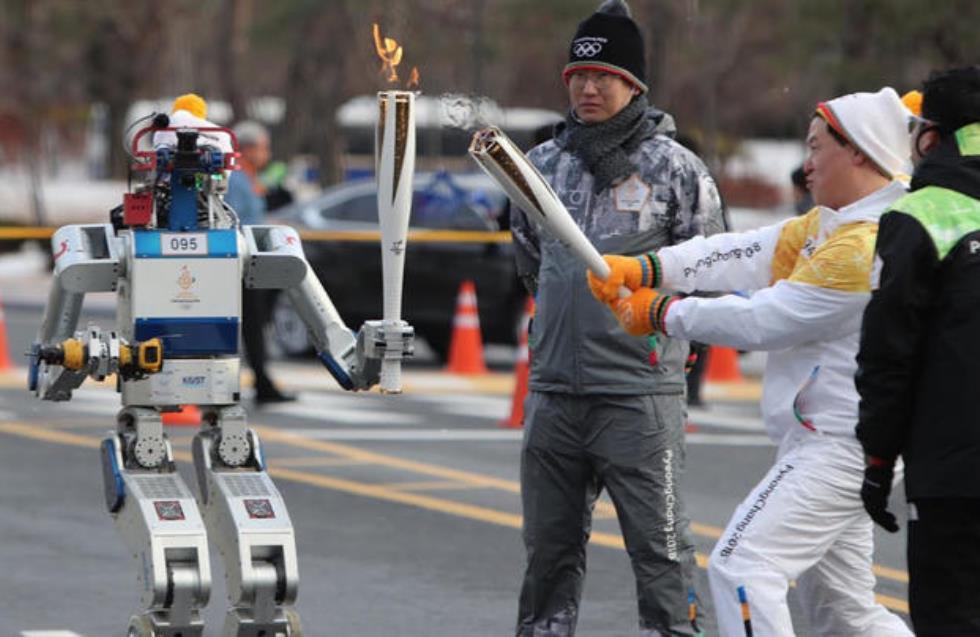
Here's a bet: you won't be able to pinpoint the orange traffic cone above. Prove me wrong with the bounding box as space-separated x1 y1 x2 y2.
705 346 742 382
444 280 487 374
162 404 202 426
0 292 11 371
501 297 534 428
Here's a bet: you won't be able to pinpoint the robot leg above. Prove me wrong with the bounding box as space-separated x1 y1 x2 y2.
192 405 302 636
101 407 211 636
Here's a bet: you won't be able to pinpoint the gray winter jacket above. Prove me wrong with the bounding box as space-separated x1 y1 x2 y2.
511 109 727 395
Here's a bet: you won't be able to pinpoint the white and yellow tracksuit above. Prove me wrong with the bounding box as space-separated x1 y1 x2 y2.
657 180 912 636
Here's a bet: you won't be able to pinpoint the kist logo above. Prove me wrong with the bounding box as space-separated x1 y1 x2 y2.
572 37 604 58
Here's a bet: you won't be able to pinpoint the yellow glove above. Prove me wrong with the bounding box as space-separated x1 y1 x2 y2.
586 253 662 305
612 287 676 336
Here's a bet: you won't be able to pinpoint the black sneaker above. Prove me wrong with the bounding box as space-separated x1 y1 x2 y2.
255 387 297 405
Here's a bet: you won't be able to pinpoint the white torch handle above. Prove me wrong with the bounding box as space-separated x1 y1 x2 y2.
376 91 416 393
380 359 400 392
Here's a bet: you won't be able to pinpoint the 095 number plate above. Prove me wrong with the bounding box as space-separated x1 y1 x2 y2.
161 233 208 256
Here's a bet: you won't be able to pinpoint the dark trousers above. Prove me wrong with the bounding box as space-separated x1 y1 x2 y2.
908 498 980 636
241 287 275 392
516 391 702 636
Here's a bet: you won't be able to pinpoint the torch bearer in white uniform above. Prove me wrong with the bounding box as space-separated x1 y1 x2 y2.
375 90 416 393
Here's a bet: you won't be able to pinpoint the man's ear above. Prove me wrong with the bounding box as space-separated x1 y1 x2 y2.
921 129 941 155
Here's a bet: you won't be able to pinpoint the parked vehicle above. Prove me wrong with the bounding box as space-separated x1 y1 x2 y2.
267 171 526 361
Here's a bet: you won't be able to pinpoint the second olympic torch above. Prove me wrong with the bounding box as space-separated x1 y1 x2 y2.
375 90 416 393
469 127 627 295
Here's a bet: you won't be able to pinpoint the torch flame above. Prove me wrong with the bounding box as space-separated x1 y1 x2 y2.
407 67 420 89
373 23 403 83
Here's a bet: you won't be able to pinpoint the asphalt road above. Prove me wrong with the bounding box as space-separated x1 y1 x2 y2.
0 304 911 636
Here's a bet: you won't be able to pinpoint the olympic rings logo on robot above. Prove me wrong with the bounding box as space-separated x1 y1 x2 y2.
573 41 603 58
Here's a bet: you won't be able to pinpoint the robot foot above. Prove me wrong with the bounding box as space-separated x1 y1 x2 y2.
221 607 303 636
127 612 205 637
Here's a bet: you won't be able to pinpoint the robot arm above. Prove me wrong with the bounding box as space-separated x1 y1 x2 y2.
32 224 125 399
241 225 414 391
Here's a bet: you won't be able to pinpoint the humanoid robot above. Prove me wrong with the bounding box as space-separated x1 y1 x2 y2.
28 109 413 636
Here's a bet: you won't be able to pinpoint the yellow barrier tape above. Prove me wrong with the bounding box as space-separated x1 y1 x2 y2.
0 226 513 244
0 227 58 240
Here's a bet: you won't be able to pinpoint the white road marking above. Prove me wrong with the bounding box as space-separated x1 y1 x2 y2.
73 388 118 402
21 631 84 637
14 384 770 444
282 427 521 441
410 393 510 408
411 394 510 419
685 433 773 446
70 403 118 417
687 407 765 431
266 404 424 425
280 428 773 445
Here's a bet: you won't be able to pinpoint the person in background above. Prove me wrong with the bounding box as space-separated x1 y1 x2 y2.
225 120 295 404
791 165 813 215
261 160 295 212
855 65 980 635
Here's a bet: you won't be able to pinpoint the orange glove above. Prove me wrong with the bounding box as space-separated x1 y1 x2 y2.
586 253 662 305
612 287 677 336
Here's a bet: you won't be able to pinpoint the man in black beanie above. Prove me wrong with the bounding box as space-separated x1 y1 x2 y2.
510 1 726 635
855 65 980 634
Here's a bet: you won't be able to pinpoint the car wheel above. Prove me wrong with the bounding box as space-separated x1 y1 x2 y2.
426 329 451 364
263 321 285 360
271 292 313 357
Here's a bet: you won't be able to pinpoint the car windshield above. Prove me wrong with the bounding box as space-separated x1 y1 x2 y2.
317 172 508 231
330 192 377 222
412 172 507 230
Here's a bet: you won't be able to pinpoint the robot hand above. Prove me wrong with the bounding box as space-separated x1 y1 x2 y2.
350 320 415 391
314 321 414 392
29 326 163 400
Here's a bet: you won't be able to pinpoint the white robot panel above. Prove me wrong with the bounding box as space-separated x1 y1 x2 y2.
129 229 241 356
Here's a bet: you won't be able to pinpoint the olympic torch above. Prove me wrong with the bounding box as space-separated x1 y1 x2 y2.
375 90 416 393
469 127 626 295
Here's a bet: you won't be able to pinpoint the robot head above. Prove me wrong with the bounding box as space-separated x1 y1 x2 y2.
122 112 239 231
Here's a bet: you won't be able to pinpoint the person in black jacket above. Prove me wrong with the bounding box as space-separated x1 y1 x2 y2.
855 65 980 635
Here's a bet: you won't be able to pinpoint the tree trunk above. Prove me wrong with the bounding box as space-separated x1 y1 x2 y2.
219 0 252 121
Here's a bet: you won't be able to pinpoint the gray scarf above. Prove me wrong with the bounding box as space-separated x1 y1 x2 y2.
556 95 658 193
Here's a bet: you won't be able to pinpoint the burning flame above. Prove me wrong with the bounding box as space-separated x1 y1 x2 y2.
372 23 420 89
373 23 403 83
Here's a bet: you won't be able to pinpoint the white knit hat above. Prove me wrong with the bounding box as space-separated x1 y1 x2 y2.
815 87 912 179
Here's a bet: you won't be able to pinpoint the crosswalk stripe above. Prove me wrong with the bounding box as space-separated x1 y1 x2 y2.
281 428 521 441
21 631 84 637
688 407 765 431
267 404 424 425
686 433 773 446
277 428 770 445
